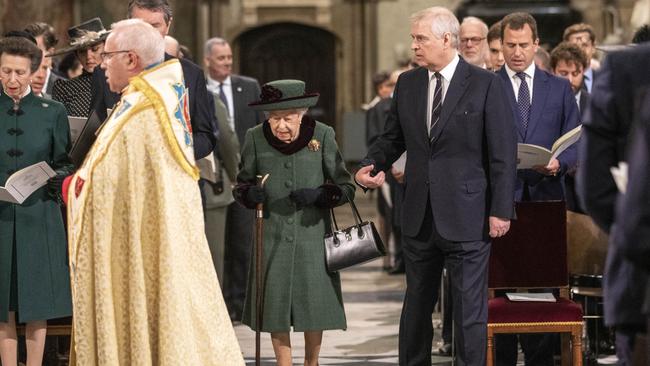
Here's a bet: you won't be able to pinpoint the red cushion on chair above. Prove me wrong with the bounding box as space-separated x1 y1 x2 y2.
488 297 583 323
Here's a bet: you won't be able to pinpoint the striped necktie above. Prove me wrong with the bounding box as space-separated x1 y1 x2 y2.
429 72 442 144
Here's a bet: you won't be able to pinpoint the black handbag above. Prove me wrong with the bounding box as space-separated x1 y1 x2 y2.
324 191 386 272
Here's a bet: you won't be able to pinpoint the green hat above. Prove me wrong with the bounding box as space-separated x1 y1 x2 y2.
248 79 319 111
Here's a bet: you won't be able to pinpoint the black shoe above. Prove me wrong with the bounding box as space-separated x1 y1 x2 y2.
387 266 405 275
437 342 452 356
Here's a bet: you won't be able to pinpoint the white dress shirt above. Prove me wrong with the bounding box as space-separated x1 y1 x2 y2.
207 76 235 130
504 62 535 104
427 53 460 131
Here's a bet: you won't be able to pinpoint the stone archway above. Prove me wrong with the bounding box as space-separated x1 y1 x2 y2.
237 22 337 128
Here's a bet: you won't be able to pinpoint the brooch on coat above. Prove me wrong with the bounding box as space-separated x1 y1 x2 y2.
308 139 320 152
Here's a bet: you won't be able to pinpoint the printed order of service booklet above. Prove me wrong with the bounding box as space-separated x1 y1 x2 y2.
0 161 56 204
517 125 582 170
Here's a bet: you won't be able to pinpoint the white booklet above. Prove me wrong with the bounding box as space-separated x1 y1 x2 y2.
517 125 582 169
506 292 556 302
68 116 87 145
0 162 56 204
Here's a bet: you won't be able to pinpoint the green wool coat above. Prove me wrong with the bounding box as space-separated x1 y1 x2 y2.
238 121 355 332
0 92 73 322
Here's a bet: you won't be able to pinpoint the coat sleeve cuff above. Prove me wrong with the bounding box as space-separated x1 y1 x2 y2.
62 175 73 205
233 182 258 209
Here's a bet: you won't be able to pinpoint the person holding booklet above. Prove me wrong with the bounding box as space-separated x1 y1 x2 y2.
495 13 580 365
0 36 73 366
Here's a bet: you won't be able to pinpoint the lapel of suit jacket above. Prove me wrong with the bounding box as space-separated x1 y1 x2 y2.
230 75 244 116
431 58 470 144
526 67 550 140
415 68 430 147
498 67 525 141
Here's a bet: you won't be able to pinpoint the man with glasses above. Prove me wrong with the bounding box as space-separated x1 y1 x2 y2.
66 18 244 365
459 16 489 68
90 0 217 160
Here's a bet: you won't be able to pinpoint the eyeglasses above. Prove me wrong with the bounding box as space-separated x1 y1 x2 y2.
99 50 131 61
460 37 486 45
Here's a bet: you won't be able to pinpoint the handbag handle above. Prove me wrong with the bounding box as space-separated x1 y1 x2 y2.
328 188 363 233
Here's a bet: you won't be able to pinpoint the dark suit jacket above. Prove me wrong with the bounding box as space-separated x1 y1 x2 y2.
578 44 650 325
46 70 65 96
90 54 217 159
365 58 517 241
229 75 264 146
365 97 391 148
498 66 580 201
565 89 590 213
619 115 650 316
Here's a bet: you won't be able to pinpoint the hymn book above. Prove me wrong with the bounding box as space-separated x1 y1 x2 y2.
68 116 87 145
0 161 56 204
517 125 582 169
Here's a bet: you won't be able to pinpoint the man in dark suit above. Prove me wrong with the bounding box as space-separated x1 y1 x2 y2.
550 41 590 213
578 43 650 365
203 36 264 321
90 0 216 160
356 7 517 365
495 12 580 365
618 92 650 348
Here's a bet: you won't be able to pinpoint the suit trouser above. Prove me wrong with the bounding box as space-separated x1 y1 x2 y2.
398 204 490 366
222 202 255 319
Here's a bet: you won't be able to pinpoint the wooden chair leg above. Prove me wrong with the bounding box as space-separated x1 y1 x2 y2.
561 333 571 366
572 326 583 366
486 329 494 366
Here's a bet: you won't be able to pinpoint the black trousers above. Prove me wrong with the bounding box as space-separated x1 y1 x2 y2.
398 204 490 366
222 202 255 319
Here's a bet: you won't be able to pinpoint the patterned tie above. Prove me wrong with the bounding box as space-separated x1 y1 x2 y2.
219 83 229 113
429 72 442 143
516 72 530 131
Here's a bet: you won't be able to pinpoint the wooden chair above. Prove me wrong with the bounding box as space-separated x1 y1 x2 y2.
486 201 583 366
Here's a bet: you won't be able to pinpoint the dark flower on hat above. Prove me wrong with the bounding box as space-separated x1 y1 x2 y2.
260 84 283 103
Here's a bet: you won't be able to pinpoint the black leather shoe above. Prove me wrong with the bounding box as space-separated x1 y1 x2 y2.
388 266 405 275
437 342 452 356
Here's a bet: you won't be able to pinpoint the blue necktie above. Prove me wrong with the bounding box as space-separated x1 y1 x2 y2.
429 72 442 144
219 83 229 113
516 72 530 131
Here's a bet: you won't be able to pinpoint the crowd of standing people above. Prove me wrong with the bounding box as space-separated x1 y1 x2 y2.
1 0 650 365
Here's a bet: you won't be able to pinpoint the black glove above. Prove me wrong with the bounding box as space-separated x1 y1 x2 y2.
289 188 324 209
46 174 67 205
246 185 266 204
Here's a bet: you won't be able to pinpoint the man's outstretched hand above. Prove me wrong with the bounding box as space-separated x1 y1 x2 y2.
355 165 385 189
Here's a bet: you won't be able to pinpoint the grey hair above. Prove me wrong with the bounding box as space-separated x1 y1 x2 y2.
410 7 460 49
461 16 489 37
110 19 164 66
204 37 229 57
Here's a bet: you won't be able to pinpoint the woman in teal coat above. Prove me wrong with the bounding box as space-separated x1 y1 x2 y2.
234 79 355 366
0 36 73 366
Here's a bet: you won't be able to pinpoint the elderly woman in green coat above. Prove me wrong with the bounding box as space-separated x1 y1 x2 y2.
0 36 73 366
234 79 355 366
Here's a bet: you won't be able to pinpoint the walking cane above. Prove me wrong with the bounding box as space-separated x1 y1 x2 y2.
255 174 270 366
